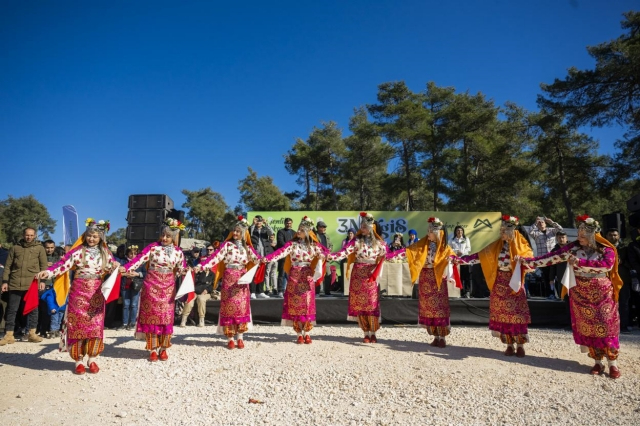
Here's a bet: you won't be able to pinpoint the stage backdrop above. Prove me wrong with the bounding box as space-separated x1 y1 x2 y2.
248 211 501 254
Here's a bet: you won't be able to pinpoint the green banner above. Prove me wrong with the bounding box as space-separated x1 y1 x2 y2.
249 211 501 254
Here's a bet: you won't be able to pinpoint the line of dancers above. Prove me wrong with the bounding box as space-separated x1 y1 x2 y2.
36 213 623 379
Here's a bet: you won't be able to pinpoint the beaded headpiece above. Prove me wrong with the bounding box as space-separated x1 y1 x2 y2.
428 217 444 232
84 218 110 238
235 215 249 231
359 211 375 227
576 214 601 234
299 215 315 231
501 215 520 228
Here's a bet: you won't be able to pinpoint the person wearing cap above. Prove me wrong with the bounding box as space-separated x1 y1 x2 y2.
457 215 533 358
38 219 118 375
197 216 260 350
327 212 388 343
388 217 457 348
262 216 328 343
123 218 187 363
522 215 623 379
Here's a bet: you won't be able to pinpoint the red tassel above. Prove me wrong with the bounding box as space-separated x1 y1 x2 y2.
453 266 463 289
367 260 384 283
22 277 40 315
105 273 121 303
253 263 266 284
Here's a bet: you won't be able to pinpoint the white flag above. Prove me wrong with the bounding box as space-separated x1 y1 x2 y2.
175 271 195 300
238 264 258 285
101 269 120 300
561 264 576 294
509 262 523 292
312 261 324 281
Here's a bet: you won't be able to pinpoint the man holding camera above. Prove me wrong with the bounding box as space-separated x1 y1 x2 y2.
529 216 563 298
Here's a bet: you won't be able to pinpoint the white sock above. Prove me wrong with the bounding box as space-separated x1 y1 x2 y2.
237 333 243 341
228 337 234 342
297 332 302 337
607 360 617 368
87 356 96 365
367 331 373 337
75 360 83 367
596 359 605 366
516 344 523 349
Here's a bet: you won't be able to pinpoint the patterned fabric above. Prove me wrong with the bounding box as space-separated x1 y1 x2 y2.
418 267 450 336
499 333 528 345
525 241 615 274
124 242 187 273
570 276 620 351
357 315 380 333
136 270 175 336
66 277 105 346
222 323 249 338
327 238 387 264
347 263 380 319
489 270 530 342
217 268 251 335
292 320 314 333
281 265 316 326
69 338 104 361
588 346 619 361
199 240 259 268
48 245 115 278
159 334 172 349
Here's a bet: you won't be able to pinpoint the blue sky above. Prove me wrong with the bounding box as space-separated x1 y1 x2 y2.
1 1 636 243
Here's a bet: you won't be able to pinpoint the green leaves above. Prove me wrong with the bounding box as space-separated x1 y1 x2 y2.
0 195 56 244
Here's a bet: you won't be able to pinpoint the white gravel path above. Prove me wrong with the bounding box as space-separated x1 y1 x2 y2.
1 325 639 425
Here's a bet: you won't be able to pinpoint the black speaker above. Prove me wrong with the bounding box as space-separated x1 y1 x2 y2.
166 209 185 222
126 225 161 241
628 193 640 213
602 213 626 239
127 209 168 224
128 194 174 210
629 212 640 229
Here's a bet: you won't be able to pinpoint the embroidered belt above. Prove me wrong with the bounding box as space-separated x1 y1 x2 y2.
357 259 377 264
75 273 101 279
422 265 434 269
149 267 173 273
292 262 311 267
499 267 512 272
575 272 606 278
226 264 245 270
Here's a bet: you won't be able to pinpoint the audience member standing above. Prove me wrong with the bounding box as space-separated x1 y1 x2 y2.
0 228 47 346
276 218 295 298
449 226 472 298
606 228 631 333
38 240 61 337
529 216 563 298
406 230 419 246
315 221 333 296
249 215 273 299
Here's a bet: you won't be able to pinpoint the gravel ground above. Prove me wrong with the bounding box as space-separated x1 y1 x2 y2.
1 325 639 425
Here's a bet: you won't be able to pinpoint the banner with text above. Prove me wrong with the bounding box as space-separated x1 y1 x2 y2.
249 211 502 254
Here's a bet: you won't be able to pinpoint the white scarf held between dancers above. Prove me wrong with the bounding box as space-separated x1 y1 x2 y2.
561 264 576 294
508 262 523 292
238 264 258 285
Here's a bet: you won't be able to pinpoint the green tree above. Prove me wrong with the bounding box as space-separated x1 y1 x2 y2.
284 138 314 210
307 121 346 210
238 167 293 211
539 11 640 187
106 227 127 247
340 107 394 210
0 195 56 243
181 188 233 241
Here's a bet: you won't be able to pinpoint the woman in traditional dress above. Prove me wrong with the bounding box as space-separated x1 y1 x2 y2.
38 218 118 375
327 212 388 343
388 217 456 347
521 214 622 378
262 216 327 344
457 215 533 357
122 219 187 362
197 216 259 349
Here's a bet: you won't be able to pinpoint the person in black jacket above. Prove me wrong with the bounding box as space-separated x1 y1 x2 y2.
549 231 571 328
180 265 215 328
275 218 295 298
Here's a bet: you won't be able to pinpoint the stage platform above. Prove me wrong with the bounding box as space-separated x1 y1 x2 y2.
203 295 570 328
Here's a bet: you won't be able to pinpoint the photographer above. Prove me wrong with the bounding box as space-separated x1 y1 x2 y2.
249 215 274 299
529 216 563 298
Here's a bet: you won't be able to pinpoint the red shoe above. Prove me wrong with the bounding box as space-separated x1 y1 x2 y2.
237 339 244 349
304 335 312 344
149 351 158 362
430 338 439 347
363 336 371 343
297 335 304 344
504 346 515 356
159 350 168 361
74 364 86 375
437 338 446 348
516 346 525 358
227 340 235 350
590 364 603 375
609 366 621 379
88 362 100 374
370 335 377 344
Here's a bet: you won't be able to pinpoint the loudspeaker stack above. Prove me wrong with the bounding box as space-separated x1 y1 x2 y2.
126 194 184 248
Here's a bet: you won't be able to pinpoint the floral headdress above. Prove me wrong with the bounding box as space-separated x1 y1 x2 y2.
394 232 403 238
576 214 600 234
299 215 315 231
427 217 444 232
501 215 520 228
235 215 249 230
85 218 110 234
128 245 139 251
165 218 186 231
359 211 375 225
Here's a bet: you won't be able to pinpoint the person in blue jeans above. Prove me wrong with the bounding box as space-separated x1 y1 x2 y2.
120 247 146 330
40 287 66 338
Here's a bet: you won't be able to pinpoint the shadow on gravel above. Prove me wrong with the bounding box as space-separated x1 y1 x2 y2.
0 342 70 371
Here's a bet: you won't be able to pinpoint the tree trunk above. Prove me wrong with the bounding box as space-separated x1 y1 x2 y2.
401 141 414 211
555 139 574 227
